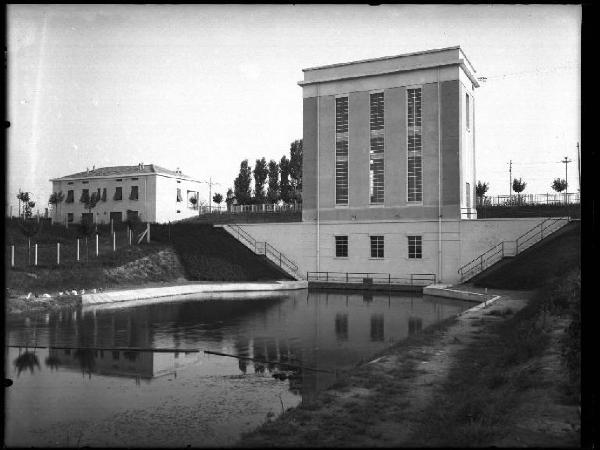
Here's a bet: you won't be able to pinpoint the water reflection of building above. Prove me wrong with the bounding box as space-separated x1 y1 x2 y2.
46 347 201 380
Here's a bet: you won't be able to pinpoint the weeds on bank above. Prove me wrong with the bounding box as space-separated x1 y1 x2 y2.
405 268 580 447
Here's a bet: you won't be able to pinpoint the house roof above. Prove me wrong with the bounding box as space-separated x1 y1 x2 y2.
51 164 197 181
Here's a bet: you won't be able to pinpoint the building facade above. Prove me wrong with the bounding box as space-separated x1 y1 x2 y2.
50 164 203 224
300 46 478 222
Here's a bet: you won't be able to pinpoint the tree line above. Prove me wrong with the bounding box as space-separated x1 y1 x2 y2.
223 139 302 207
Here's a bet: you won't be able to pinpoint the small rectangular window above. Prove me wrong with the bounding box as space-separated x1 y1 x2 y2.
82 181 89 184
370 236 384 258
67 181 74 185
176 188 182 202
65 190 74 203
408 236 422 259
67 213 74 223
114 186 123 201
131 177 138 181
129 185 139 200
116 178 122 182
335 236 348 258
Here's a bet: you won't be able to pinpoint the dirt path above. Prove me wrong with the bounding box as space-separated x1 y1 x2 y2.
241 288 579 447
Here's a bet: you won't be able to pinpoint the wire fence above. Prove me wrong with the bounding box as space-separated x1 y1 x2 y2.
479 192 580 206
6 226 149 269
199 203 302 215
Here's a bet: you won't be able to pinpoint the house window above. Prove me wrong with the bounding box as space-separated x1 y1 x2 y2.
131 177 138 181
407 88 422 202
129 186 139 200
114 186 122 201
370 235 384 258
65 190 74 203
110 211 122 223
126 210 138 221
67 213 74 223
369 92 384 204
187 191 198 209
408 235 422 259
335 236 348 257
465 93 470 130
335 96 349 205
176 188 182 202
82 181 89 184
112 351 120 360
80 189 89 203
116 178 122 182
67 181 74 185
101 188 107 202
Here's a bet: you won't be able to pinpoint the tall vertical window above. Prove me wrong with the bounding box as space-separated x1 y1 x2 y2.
335 97 349 205
370 235 384 258
407 88 422 202
466 182 471 209
335 235 348 257
370 92 384 204
408 236 422 259
465 93 470 130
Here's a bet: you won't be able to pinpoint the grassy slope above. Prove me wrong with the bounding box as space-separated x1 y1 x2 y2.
474 221 580 289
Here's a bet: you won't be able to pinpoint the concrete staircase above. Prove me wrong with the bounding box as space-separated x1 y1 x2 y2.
458 217 573 283
220 224 303 281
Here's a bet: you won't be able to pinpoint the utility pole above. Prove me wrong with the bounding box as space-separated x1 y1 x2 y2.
508 160 512 199
200 178 221 214
561 156 572 204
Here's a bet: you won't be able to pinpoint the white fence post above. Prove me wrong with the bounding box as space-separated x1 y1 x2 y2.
34 244 38 266
128 228 132 246
11 245 14 268
77 238 80 261
113 232 116 252
57 242 60 265
147 223 150 243
95 234 99 256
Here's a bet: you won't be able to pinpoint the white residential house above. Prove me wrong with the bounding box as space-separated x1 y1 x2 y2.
49 163 204 224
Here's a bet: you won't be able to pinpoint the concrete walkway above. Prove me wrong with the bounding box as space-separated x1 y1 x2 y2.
81 280 308 305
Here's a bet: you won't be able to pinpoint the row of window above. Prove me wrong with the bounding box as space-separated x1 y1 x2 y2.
66 177 139 186
68 210 139 223
334 89 423 206
64 186 139 203
334 235 422 259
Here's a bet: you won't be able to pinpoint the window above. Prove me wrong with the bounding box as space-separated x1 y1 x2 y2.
65 190 74 203
110 211 122 223
67 213 74 223
176 188 183 202
82 181 89 184
187 190 198 209
131 177 138 181
80 189 89 203
408 236 422 259
114 186 122 201
101 188 107 202
67 181 74 185
335 96 349 205
116 178 122 182
126 210 138 221
129 185 138 200
335 236 348 257
465 93 470 130
369 92 384 204
370 235 384 258
81 212 93 224
112 351 120 360
466 182 471 209
407 88 422 202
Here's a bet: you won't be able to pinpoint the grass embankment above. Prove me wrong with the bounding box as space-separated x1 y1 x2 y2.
405 271 580 447
240 274 580 447
474 220 580 289
476 203 580 219
6 220 291 303
152 223 292 281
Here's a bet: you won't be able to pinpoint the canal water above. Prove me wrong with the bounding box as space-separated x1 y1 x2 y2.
5 290 472 447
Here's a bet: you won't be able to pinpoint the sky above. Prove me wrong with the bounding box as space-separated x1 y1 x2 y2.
6 4 581 214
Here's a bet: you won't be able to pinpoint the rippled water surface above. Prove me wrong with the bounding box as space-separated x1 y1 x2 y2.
5 290 472 447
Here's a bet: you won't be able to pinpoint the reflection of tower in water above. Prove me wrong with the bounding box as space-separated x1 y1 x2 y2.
335 313 349 341
408 316 423 335
370 314 384 342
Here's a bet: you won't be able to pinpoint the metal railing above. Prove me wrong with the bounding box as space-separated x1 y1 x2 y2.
458 217 571 282
224 224 299 275
306 272 436 287
199 203 302 215
478 192 580 206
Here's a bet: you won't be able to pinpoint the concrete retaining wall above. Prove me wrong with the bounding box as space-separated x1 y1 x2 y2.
81 281 308 305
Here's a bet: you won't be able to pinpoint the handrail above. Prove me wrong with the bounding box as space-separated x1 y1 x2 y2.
306 272 436 286
225 224 299 274
458 217 570 281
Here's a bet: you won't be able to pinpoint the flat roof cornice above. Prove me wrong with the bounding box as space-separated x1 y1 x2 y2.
49 172 200 183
